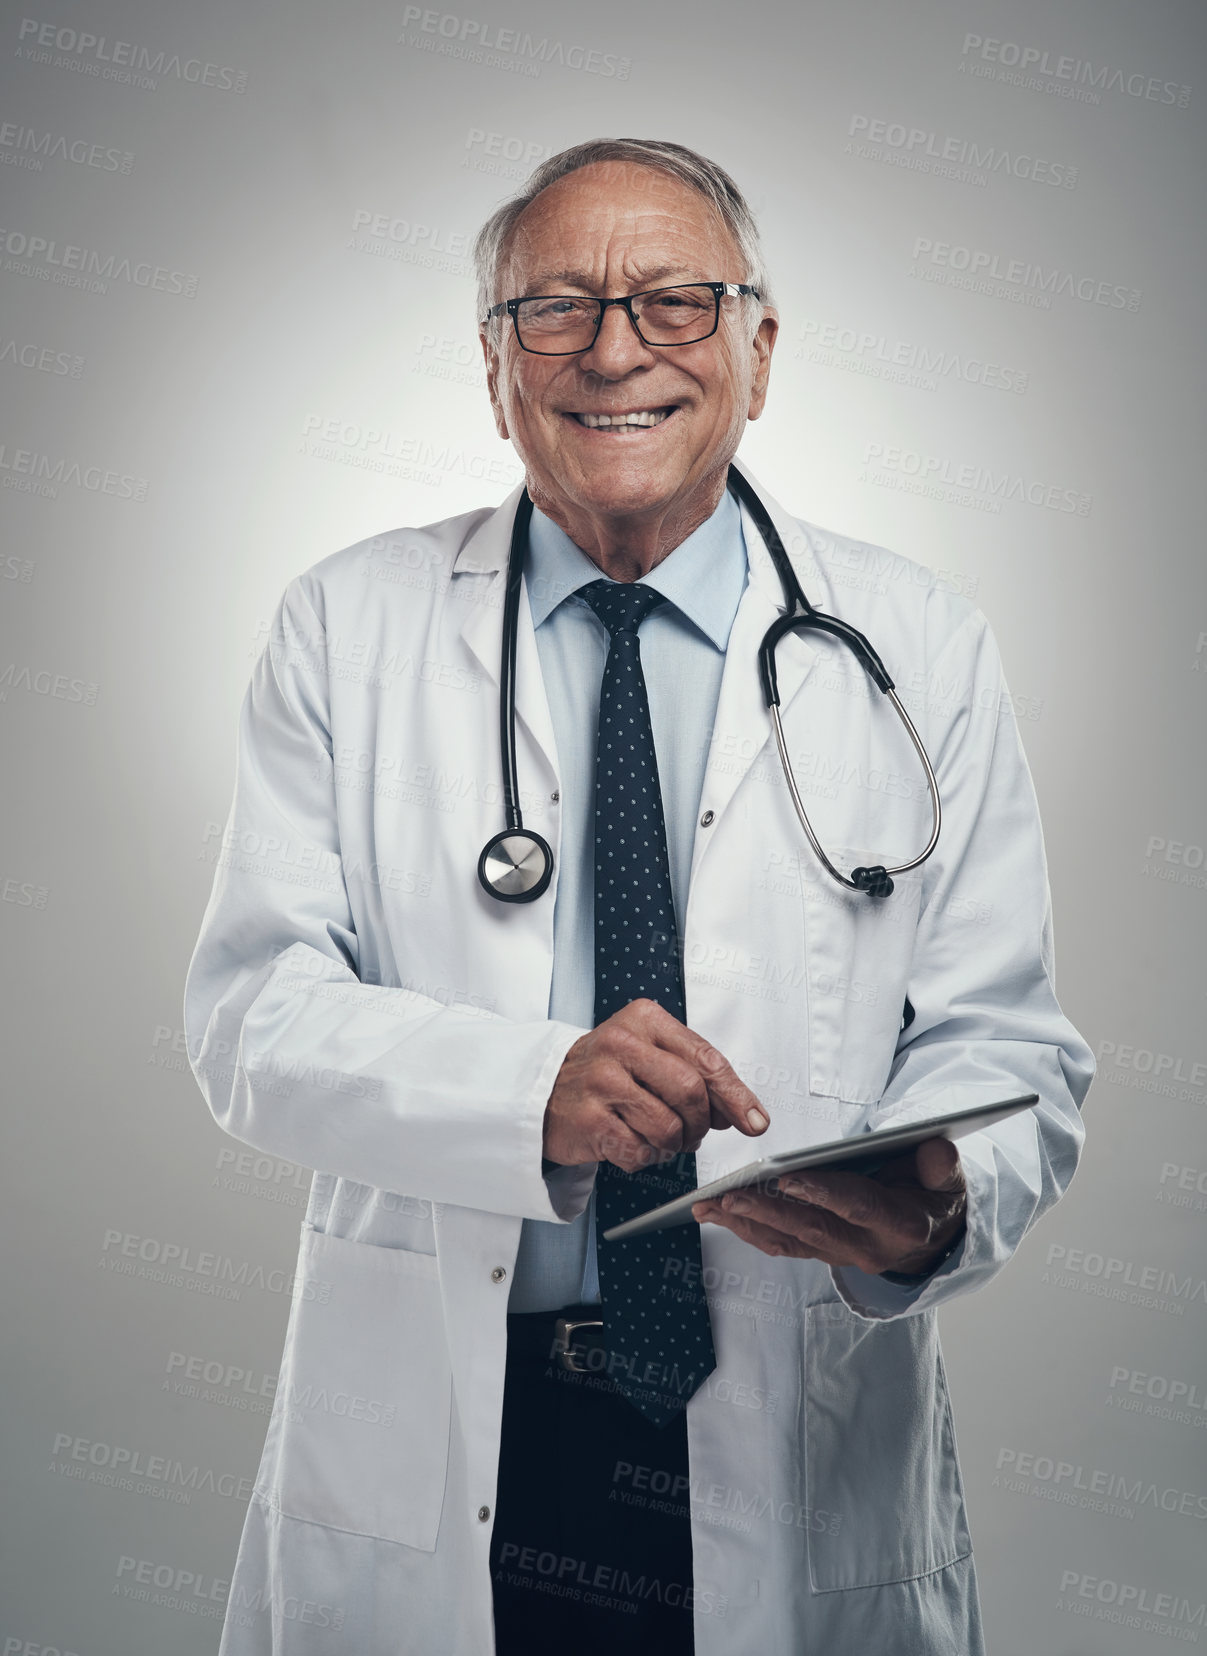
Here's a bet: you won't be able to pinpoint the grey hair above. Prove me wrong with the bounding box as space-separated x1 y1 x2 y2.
473 138 774 335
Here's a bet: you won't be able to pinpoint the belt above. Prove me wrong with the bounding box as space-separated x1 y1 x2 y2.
506 1302 609 1374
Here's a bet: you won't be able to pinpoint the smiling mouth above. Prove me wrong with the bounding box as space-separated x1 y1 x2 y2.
568 406 677 430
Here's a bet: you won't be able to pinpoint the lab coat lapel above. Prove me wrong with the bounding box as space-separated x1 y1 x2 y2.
455 485 560 784
691 468 821 877
454 467 817 856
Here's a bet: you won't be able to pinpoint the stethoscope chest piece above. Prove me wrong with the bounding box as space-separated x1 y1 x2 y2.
477 828 554 903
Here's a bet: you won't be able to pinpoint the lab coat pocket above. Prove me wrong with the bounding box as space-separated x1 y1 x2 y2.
803 1302 970 1591
803 864 922 1105
265 1223 452 1552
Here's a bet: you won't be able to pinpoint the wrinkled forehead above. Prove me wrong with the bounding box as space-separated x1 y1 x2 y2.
500 161 742 292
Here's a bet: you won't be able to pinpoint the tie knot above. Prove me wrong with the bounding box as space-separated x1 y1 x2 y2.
579 579 667 638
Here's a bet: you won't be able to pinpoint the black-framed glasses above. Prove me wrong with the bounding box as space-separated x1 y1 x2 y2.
484 281 761 355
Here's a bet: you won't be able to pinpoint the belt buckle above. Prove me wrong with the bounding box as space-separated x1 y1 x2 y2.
552 1316 604 1374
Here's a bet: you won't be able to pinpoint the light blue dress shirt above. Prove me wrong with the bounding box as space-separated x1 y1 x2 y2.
507 488 749 1313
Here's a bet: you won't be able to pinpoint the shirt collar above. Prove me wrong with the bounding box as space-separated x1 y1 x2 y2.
525 487 748 651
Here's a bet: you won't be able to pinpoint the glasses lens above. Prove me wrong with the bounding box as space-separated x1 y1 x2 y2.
512 286 723 352
514 296 601 352
632 285 719 343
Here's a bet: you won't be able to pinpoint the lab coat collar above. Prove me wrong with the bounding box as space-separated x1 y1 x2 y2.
450 457 816 614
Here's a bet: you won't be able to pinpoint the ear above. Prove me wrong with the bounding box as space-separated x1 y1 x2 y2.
480 327 510 440
747 309 779 422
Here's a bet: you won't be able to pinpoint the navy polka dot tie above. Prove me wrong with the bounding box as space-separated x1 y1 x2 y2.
579 579 717 1426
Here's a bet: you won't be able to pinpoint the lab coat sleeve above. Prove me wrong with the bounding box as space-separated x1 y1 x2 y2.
183 577 588 1223
831 607 1094 1319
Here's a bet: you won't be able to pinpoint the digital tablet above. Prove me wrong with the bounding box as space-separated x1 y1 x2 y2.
600 1092 1039 1242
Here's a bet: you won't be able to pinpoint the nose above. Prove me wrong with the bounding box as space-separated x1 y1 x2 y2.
578 300 657 378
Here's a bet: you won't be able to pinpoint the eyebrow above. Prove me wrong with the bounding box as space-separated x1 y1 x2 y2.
519 264 703 295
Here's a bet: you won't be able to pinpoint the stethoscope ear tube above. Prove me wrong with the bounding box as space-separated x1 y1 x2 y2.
758 613 804 705
768 688 939 898
736 461 942 896
882 688 943 871
759 612 895 703
803 613 895 693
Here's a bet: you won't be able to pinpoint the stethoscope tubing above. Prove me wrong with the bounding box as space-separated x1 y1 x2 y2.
728 464 941 893
482 465 942 902
498 489 534 833
769 691 941 891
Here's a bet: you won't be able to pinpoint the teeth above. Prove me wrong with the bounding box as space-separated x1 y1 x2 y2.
576 408 672 429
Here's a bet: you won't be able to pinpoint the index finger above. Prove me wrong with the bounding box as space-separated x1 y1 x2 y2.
638 1003 768 1136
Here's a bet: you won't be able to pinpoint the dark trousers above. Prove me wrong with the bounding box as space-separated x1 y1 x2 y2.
490 1305 696 1656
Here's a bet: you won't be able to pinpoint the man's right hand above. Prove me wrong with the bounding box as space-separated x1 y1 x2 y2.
542 998 770 1171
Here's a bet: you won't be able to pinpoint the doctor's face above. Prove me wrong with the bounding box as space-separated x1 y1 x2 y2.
481 162 777 533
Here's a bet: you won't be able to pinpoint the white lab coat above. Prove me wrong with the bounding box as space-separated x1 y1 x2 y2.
184 463 1093 1655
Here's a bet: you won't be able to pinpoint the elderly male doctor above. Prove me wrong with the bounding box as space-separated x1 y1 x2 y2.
185 137 1093 1655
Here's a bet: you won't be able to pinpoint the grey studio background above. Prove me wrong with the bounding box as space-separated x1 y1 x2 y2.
1 0 1205 1650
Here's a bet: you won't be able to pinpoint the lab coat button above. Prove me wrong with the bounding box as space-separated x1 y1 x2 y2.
490 1266 507 1283
550 790 560 803
700 809 715 827
478 1505 491 1522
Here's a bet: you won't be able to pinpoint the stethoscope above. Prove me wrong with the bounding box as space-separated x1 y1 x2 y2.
476 465 941 904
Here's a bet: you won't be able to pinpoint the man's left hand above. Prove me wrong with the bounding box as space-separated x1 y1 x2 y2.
691 1137 967 1278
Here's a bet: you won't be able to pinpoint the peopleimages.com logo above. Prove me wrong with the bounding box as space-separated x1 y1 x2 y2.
908 238 1139 311
0 226 198 297
959 33 1190 108
398 7 631 78
15 17 248 91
